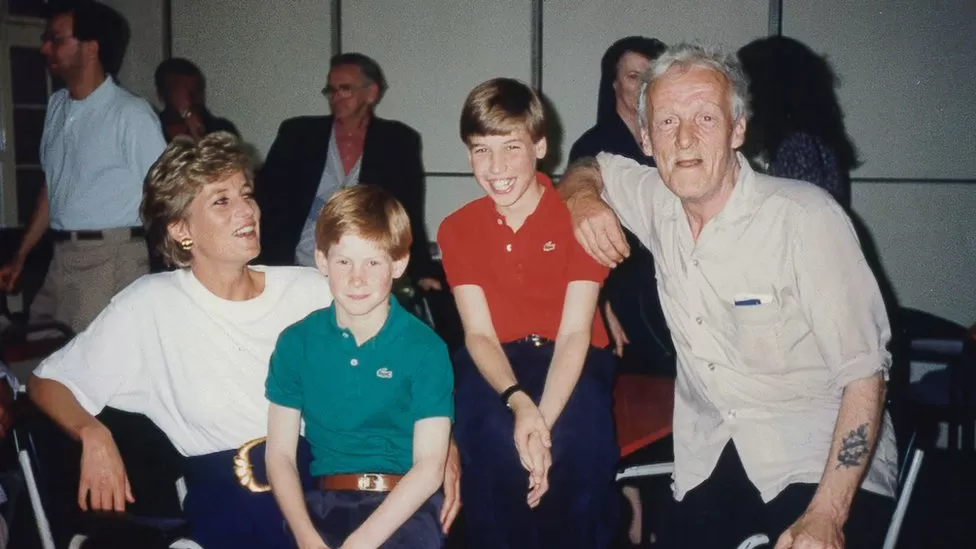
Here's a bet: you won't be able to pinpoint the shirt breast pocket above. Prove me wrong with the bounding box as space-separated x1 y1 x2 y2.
732 301 784 372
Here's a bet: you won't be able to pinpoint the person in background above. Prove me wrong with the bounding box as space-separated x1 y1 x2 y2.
568 36 673 371
155 57 239 143
568 37 672 546
256 53 441 292
266 185 453 548
738 36 859 208
570 36 666 165
0 0 165 332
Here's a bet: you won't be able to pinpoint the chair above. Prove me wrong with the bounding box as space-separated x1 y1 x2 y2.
882 307 976 548
13 401 203 549
613 375 675 546
0 229 72 383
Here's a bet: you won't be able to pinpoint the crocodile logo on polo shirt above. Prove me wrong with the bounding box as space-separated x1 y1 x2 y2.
376 368 393 379
543 240 556 252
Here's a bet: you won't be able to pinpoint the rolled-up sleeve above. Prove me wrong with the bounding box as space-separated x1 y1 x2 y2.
596 152 659 242
791 201 891 388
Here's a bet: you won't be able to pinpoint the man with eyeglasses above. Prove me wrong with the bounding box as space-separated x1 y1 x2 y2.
0 1 166 333
256 53 441 292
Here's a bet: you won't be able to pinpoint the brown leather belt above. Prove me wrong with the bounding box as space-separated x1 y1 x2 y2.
318 473 403 492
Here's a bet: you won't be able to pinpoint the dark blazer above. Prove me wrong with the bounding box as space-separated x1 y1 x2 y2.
255 115 436 280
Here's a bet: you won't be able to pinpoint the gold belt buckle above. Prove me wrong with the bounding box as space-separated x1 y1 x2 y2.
233 436 271 493
529 334 544 347
357 473 386 492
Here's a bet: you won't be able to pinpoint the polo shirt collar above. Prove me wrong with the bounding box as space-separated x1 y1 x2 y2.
326 294 407 347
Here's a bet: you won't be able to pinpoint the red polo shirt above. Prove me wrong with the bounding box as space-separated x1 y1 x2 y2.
437 173 609 348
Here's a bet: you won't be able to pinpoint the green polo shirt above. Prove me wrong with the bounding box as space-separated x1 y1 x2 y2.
266 297 454 476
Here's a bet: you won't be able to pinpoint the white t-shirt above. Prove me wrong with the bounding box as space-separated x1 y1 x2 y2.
33 266 333 456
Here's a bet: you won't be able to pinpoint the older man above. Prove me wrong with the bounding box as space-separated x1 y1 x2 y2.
560 44 896 549
256 53 440 291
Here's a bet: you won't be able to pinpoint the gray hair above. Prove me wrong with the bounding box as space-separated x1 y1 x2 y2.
637 43 751 134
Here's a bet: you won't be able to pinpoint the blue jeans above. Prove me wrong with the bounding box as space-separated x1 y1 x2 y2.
453 342 620 549
305 489 445 548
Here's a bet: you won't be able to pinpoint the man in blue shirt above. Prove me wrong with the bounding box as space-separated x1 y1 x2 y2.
0 1 166 332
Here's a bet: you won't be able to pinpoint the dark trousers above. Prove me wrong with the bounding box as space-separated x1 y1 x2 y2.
182 438 314 549
453 342 620 549
305 489 444 548
603 228 675 377
659 442 895 549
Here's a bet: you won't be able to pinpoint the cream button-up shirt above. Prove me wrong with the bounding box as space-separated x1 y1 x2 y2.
597 152 897 502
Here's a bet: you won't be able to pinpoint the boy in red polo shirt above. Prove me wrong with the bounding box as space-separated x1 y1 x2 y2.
437 78 618 549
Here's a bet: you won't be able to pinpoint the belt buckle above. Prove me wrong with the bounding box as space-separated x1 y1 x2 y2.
528 334 544 347
233 436 271 493
357 473 385 491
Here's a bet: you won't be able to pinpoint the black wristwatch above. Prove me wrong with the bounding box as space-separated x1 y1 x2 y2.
500 384 527 410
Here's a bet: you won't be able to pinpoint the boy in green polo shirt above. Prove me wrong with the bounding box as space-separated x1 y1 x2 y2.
265 185 454 549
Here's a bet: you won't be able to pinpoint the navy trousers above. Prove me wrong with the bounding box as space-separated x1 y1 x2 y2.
305 489 445 548
182 438 314 549
453 342 620 549
658 442 894 549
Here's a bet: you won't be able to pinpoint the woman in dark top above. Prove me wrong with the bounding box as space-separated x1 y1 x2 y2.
569 36 665 165
568 36 673 375
738 36 860 208
568 36 670 548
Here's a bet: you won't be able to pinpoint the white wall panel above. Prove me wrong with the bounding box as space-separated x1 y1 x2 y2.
784 0 976 179
852 182 976 327
171 0 332 159
341 0 533 173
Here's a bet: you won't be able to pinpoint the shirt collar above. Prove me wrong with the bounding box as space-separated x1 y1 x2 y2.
714 152 756 224
68 76 117 109
326 294 406 347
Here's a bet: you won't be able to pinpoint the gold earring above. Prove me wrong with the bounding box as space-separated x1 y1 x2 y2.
179 238 193 251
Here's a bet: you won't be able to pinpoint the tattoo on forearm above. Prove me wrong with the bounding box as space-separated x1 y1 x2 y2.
836 423 871 469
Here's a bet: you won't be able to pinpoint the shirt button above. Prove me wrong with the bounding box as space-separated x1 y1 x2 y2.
350 358 359 367
505 243 512 252
695 316 703 325
728 410 736 418
496 218 503 225
342 333 349 338
692 259 700 267
708 363 716 371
